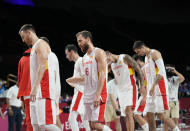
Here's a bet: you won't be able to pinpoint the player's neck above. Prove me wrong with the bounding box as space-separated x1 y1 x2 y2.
145 48 151 56
73 54 79 62
31 36 39 46
87 43 95 55
113 55 119 63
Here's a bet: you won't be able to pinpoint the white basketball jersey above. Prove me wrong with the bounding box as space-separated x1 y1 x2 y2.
30 39 56 100
111 54 136 91
70 57 85 113
83 48 107 104
51 52 61 103
73 57 85 93
145 49 168 96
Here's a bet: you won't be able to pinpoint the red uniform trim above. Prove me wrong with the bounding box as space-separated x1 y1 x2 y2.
72 91 83 111
45 99 53 124
41 69 50 98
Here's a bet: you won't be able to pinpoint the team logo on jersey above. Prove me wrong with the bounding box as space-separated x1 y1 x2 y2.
118 61 122 64
90 56 93 59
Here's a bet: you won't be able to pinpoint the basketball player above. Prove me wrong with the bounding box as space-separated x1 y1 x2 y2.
19 24 61 131
106 51 146 131
17 47 33 131
133 40 180 131
40 36 63 130
65 44 90 131
133 54 150 131
68 30 111 131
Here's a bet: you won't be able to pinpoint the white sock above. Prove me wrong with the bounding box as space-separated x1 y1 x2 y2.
173 126 180 131
141 123 149 131
103 125 112 131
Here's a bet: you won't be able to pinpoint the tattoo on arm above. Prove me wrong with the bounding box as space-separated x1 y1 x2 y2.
155 74 163 85
124 54 144 87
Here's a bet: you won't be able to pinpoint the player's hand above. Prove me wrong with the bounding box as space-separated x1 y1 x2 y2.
93 95 100 108
149 86 155 96
30 88 37 102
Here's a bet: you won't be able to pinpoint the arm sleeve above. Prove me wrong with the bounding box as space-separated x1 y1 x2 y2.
155 58 166 77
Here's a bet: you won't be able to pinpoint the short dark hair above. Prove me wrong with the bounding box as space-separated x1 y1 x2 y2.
19 24 36 34
65 44 78 53
133 40 145 51
132 54 144 62
76 30 93 42
105 51 111 56
40 36 49 43
165 64 175 68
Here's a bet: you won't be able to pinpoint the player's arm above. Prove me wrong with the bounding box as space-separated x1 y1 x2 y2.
109 94 118 110
124 55 146 94
66 76 84 88
152 50 164 86
30 41 50 101
168 67 185 84
66 57 85 88
150 50 164 96
94 49 107 107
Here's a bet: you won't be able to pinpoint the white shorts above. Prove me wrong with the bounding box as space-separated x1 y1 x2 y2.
70 91 85 115
118 87 138 116
30 98 57 125
144 95 169 114
134 96 146 115
84 102 106 122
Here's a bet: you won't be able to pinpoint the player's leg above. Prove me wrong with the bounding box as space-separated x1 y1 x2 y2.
68 111 79 131
90 103 112 131
134 96 149 131
146 112 156 131
125 106 134 131
157 113 180 131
